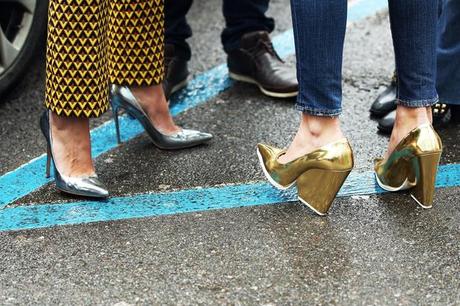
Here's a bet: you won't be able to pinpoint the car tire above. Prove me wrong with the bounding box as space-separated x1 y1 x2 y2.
0 0 48 99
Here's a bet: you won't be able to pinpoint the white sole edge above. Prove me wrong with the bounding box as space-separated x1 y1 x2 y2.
375 173 433 208
374 173 413 192
256 148 295 190
298 197 327 216
229 72 298 98
410 194 433 209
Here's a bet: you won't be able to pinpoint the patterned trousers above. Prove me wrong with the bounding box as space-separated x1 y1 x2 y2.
45 0 165 118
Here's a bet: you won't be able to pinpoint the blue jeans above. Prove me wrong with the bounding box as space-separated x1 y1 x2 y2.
291 0 440 116
437 0 460 105
164 0 275 60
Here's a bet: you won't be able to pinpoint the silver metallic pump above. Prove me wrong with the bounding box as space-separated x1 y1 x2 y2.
40 111 109 198
110 85 213 150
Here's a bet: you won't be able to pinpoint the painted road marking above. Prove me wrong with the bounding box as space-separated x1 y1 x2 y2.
1 163 459 232
0 0 389 209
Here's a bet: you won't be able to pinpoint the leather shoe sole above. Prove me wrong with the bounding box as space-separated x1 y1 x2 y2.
229 72 298 98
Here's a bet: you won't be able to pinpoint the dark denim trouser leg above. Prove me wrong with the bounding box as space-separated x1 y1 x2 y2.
290 0 347 116
437 0 460 105
221 0 275 53
291 0 439 116
165 0 193 61
389 0 439 107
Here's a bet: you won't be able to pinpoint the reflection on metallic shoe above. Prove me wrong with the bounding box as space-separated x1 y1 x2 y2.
374 124 442 208
39 111 109 198
110 85 213 150
257 139 354 215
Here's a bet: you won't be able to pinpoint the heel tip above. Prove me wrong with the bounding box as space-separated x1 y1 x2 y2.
298 197 328 216
410 194 433 209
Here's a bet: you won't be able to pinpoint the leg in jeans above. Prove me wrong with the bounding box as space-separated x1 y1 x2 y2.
437 0 460 106
387 0 440 157
221 0 274 53
257 0 350 215
279 0 347 163
165 0 193 61
280 0 439 162
258 0 441 212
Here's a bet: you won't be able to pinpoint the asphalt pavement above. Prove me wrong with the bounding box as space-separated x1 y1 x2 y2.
0 0 459 305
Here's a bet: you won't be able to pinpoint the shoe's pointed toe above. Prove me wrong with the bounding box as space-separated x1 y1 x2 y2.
257 143 281 163
166 129 213 149
86 177 110 198
182 129 213 143
373 157 384 172
55 175 109 198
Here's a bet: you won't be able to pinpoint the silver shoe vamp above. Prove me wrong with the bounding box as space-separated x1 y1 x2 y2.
167 129 213 141
60 175 109 197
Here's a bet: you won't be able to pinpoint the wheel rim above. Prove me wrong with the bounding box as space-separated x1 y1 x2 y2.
0 0 36 75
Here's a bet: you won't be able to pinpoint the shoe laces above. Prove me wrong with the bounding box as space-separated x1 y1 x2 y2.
247 39 284 63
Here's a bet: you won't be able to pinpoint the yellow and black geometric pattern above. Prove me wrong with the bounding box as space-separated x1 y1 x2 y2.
45 0 165 118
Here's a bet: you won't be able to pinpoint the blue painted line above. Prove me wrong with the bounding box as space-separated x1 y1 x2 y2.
0 0 394 208
349 0 388 22
1 164 459 232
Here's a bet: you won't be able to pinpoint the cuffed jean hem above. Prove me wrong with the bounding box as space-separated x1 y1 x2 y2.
295 104 342 117
396 96 439 108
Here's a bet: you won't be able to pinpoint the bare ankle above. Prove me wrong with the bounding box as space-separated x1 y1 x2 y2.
395 106 430 127
51 112 89 132
300 113 343 144
49 113 94 176
129 85 180 134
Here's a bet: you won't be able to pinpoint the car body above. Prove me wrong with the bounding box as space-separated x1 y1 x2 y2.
0 0 48 99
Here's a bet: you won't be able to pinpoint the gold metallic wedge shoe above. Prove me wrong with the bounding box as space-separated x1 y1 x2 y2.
257 139 354 215
374 123 442 209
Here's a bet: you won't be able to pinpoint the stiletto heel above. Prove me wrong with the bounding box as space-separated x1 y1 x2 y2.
111 102 121 144
45 145 51 178
297 169 351 216
375 123 442 208
411 152 441 208
39 111 109 198
257 139 354 216
109 85 213 150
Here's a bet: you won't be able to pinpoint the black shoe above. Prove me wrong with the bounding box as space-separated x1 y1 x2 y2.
163 44 190 100
227 31 298 98
451 105 460 123
370 76 397 117
377 103 460 135
377 110 396 134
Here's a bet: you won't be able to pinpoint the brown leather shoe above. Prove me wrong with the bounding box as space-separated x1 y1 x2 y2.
227 31 298 98
163 44 190 100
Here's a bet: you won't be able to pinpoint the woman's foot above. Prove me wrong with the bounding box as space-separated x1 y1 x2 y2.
130 84 181 135
384 106 432 159
50 112 95 177
278 113 345 164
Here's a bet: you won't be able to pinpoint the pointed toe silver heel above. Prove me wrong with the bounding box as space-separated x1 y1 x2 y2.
110 85 213 150
40 111 109 198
